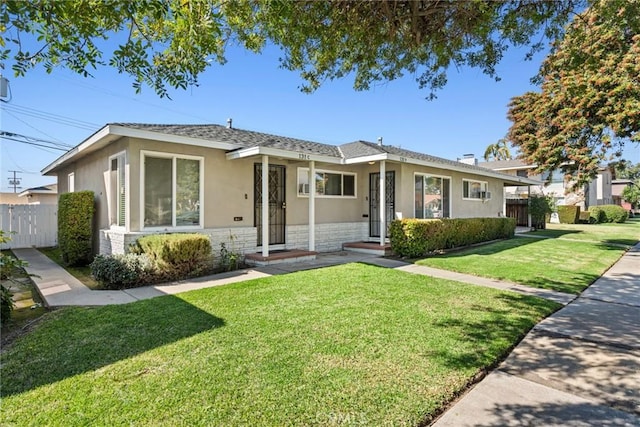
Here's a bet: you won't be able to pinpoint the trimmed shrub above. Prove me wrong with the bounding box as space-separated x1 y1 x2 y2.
91 254 154 290
58 191 95 266
557 206 581 224
135 233 213 280
529 195 553 230
589 205 628 224
578 211 591 224
389 217 516 258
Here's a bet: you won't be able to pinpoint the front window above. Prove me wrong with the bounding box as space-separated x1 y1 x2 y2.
142 152 202 228
463 179 490 200
68 172 75 192
415 174 450 218
298 168 356 197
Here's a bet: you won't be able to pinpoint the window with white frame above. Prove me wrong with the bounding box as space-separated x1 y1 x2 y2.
67 172 75 192
109 153 126 227
142 152 203 228
463 179 490 200
415 174 450 218
297 168 356 197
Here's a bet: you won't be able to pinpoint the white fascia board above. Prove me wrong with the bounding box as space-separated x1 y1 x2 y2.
384 154 541 186
41 125 114 175
343 154 389 164
226 146 342 164
42 124 243 175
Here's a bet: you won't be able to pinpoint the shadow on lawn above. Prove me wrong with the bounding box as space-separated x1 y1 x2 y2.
1 295 224 397
430 293 559 371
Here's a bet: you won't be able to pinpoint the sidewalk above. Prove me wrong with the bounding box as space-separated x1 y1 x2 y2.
433 242 640 426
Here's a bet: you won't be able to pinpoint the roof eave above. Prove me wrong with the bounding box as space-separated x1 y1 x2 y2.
226 146 342 164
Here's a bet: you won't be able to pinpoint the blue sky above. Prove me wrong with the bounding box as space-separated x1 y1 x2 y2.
2 42 639 193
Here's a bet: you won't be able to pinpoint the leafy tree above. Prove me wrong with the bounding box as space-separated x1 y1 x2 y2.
0 0 580 98
507 0 640 188
622 184 640 209
484 139 512 161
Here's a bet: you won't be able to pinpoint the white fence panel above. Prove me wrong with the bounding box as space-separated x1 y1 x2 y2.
0 204 58 249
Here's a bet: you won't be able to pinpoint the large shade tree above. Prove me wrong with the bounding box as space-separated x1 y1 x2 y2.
1 0 580 98
506 0 640 188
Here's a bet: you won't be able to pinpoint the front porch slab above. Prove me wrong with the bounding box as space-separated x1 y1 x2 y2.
342 241 392 256
244 249 318 266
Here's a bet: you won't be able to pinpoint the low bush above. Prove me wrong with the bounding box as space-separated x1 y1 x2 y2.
589 205 628 224
529 195 553 229
135 233 213 281
390 217 516 258
91 254 154 290
557 206 580 224
578 211 592 224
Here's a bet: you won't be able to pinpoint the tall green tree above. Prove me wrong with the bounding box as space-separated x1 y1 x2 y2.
483 139 512 161
506 0 640 188
0 0 579 98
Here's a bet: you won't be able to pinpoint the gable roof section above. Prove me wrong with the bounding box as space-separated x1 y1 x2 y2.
342 141 540 185
478 159 535 171
42 122 539 185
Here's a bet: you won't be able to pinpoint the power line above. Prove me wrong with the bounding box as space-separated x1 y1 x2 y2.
0 135 68 151
3 103 100 131
4 110 67 144
0 130 73 148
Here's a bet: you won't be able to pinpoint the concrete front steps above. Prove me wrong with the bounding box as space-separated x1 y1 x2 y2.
244 249 317 266
342 241 392 256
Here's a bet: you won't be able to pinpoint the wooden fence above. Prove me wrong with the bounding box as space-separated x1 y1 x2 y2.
0 204 58 249
505 199 529 226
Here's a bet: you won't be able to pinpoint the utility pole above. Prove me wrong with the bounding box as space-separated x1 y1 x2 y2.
8 170 22 193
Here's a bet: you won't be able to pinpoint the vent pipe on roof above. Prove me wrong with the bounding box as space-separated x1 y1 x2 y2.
377 137 383 146
227 118 233 129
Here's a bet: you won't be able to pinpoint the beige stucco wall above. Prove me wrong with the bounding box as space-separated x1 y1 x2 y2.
54 136 520 254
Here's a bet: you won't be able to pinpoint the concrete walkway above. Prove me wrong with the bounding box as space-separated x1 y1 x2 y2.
433 242 640 426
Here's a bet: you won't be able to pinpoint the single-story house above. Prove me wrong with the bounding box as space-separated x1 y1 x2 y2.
42 123 539 262
0 184 58 205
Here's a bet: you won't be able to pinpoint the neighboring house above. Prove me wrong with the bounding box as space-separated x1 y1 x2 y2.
478 158 613 209
612 179 635 212
42 123 538 262
0 184 58 205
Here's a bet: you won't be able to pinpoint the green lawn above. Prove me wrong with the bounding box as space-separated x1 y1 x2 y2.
416 221 639 294
0 264 559 426
530 221 640 246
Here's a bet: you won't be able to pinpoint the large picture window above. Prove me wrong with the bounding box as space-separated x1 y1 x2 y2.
463 179 490 200
415 174 450 218
109 153 125 227
142 152 203 228
297 168 356 198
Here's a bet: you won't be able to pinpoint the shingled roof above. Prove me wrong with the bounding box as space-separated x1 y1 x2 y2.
115 123 342 157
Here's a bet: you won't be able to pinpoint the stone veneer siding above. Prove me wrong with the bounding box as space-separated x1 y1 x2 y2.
100 222 369 256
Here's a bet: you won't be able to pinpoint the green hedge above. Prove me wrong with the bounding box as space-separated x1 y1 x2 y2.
578 211 591 224
557 206 580 224
134 233 213 281
58 191 95 266
389 217 516 258
91 254 154 290
589 205 629 224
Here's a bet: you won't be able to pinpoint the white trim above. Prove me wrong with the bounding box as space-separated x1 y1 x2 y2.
67 172 75 192
414 172 452 218
308 161 315 251
462 178 490 201
227 146 341 164
108 151 128 231
139 150 204 231
296 167 357 198
43 124 239 175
